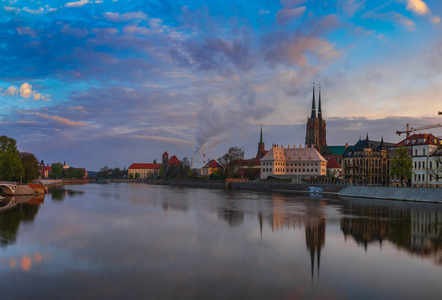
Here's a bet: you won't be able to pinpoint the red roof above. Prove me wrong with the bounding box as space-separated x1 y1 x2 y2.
326 158 341 169
203 159 220 168
43 166 52 171
128 163 160 170
166 155 181 165
394 133 441 147
234 158 261 167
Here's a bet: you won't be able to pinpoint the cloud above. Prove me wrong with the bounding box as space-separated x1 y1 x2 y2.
276 7 306 25
65 0 92 8
431 16 440 24
339 0 366 17
280 0 307 8
3 85 18 96
264 35 341 68
19 83 33 98
363 11 416 31
128 135 194 146
61 24 89 39
4 6 20 13
406 0 429 15
16 27 37 37
103 11 147 22
258 9 270 16
30 112 90 127
23 7 44 14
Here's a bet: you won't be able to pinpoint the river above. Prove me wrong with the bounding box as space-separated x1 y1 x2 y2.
0 183 441 299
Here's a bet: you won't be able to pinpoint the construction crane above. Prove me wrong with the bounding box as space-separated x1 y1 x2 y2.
396 123 442 137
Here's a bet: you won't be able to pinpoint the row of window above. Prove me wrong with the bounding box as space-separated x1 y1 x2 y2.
263 168 319 173
262 162 319 166
414 174 439 182
414 161 440 169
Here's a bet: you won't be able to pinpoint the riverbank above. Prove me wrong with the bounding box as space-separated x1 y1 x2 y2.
337 186 442 203
144 179 442 203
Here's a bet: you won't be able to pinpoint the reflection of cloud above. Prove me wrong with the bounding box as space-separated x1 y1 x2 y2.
9 258 17 268
21 255 32 272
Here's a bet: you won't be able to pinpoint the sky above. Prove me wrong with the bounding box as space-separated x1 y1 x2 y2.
0 0 441 170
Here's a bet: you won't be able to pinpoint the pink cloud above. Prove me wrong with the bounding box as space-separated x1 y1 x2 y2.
276 7 306 25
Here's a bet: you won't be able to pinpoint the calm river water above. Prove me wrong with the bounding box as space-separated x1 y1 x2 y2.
0 183 441 299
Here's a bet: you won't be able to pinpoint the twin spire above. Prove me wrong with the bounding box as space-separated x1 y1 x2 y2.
310 82 322 119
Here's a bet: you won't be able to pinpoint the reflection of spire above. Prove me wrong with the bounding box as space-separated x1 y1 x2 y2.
259 212 263 239
305 218 326 282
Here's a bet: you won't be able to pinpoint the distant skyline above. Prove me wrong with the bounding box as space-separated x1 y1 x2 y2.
1 0 441 170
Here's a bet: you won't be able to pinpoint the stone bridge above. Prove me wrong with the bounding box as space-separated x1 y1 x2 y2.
0 182 36 195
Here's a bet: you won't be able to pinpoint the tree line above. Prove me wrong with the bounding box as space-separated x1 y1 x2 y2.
0 135 40 182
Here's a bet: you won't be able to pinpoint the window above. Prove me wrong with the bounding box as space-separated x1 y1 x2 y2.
423 149 425 155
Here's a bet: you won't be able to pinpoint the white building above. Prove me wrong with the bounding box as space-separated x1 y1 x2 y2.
391 133 442 187
260 144 327 179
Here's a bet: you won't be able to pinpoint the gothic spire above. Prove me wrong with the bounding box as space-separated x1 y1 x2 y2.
380 135 385 149
260 123 263 144
366 133 369 148
311 82 316 119
318 85 322 120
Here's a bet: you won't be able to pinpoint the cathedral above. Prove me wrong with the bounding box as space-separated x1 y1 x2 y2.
305 83 327 152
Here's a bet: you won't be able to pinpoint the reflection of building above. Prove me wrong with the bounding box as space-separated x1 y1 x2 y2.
410 210 442 260
260 144 327 179
305 218 325 280
339 200 442 264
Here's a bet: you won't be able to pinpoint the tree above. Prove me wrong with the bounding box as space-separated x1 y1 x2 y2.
178 157 191 179
390 146 413 186
0 136 24 182
153 159 157 164
113 167 121 179
99 166 112 179
218 147 245 178
20 152 40 182
429 145 442 182
50 163 63 179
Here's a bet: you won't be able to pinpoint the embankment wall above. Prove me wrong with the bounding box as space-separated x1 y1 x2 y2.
337 186 442 203
231 181 346 193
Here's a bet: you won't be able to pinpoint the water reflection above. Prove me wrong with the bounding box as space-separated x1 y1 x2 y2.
340 199 442 264
0 195 43 248
50 187 85 202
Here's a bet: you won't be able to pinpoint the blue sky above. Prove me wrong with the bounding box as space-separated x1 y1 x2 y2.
1 0 441 170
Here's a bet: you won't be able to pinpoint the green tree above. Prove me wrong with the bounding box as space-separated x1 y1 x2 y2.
20 152 40 182
218 147 245 178
0 136 24 182
135 172 140 179
50 163 63 179
113 167 121 179
99 166 112 179
129 173 134 179
178 157 190 179
390 146 413 186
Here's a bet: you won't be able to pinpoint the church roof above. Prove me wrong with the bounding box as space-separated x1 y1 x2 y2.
321 145 346 156
166 155 181 165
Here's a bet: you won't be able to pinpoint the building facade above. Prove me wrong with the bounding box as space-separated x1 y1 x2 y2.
260 144 327 179
128 163 160 179
342 135 392 184
305 83 327 152
390 134 442 187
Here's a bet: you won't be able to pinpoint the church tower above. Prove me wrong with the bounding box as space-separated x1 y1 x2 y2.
305 83 327 151
255 124 266 159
